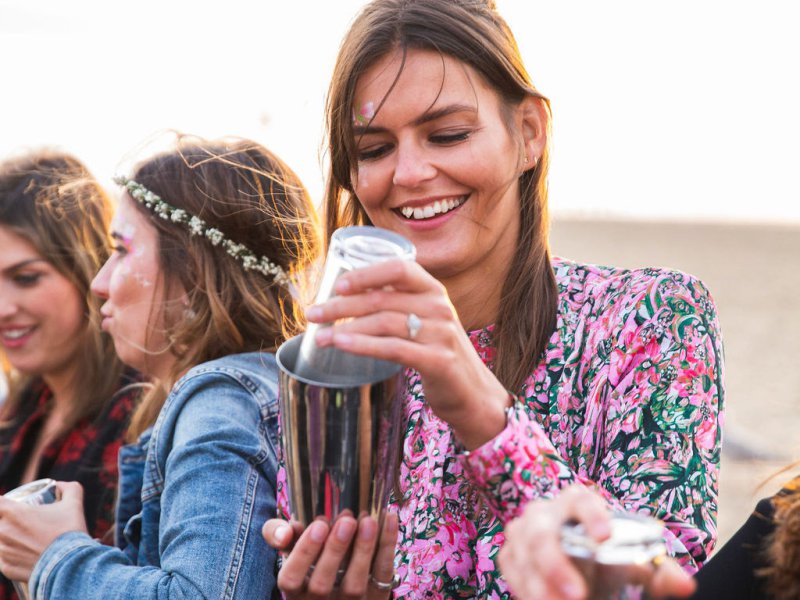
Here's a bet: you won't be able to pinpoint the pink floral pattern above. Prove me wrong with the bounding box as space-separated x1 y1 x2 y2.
277 258 724 598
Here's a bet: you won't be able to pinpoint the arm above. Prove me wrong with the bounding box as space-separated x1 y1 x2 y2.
30 374 280 599
462 272 724 571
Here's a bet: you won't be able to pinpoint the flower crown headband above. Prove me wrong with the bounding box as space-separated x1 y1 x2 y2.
113 175 290 287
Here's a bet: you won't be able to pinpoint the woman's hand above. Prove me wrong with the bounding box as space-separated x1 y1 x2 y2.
498 485 697 600
308 259 510 450
0 481 88 582
262 512 398 599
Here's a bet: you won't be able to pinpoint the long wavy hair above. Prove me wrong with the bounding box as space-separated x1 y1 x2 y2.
124 135 321 439
324 0 558 393
0 150 125 432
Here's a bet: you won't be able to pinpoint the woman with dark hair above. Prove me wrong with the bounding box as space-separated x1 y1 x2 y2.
0 151 138 599
0 137 320 599
263 0 725 597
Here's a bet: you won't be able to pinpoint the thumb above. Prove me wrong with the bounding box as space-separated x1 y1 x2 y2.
55 481 84 504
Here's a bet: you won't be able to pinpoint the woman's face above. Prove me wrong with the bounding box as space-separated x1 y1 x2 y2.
91 194 181 380
351 48 540 283
0 226 85 382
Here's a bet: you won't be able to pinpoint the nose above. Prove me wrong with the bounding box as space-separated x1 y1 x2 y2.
0 292 18 320
392 141 437 189
90 259 111 300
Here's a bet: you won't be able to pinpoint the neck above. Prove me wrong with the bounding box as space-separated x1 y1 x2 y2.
42 366 80 414
441 266 504 332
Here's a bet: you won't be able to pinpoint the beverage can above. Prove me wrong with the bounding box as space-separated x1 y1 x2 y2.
3 479 61 600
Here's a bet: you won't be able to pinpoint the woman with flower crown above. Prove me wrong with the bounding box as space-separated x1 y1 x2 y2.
261 0 725 598
0 136 320 599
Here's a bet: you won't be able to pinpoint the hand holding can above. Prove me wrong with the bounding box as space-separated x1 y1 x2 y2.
2 479 61 600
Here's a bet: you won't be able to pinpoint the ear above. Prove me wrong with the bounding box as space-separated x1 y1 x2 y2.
518 96 548 172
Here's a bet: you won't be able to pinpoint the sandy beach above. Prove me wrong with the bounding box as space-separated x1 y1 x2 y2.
550 217 800 549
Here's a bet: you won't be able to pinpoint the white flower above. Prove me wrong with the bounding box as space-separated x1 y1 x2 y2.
189 216 205 236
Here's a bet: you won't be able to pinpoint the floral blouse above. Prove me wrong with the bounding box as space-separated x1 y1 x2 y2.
278 258 725 599
0 374 138 600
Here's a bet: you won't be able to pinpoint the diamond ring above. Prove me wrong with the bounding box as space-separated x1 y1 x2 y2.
406 313 422 340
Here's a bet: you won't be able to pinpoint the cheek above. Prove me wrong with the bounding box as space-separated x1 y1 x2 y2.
354 163 392 210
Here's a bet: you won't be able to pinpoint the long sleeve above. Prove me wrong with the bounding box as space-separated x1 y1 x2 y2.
29 372 280 599
461 268 724 572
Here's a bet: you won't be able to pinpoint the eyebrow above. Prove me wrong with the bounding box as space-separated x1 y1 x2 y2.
2 258 47 275
353 103 478 136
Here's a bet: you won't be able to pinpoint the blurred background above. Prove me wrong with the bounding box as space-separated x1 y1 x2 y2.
2 0 799 548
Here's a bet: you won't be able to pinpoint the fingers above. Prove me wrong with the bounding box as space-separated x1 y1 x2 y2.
262 518 296 551
558 485 612 542
501 505 587 600
56 481 83 503
338 516 379 598
308 288 455 328
306 516 357 597
278 520 331 595
645 556 697 599
333 259 436 296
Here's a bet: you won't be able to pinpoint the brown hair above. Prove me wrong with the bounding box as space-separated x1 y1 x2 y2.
125 136 320 438
0 149 126 431
324 0 557 393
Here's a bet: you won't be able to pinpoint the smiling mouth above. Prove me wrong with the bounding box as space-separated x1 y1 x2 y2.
397 196 467 220
1 326 35 341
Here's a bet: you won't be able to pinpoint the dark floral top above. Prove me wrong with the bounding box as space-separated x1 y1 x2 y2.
277 258 725 599
0 372 138 600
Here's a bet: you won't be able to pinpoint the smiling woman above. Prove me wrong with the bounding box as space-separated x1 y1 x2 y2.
262 1 725 598
0 150 138 600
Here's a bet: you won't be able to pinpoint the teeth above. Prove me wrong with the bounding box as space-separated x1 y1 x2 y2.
3 328 33 340
400 196 465 220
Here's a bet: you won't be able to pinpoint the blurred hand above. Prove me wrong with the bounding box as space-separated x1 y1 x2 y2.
308 259 511 450
263 511 398 599
498 485 696 600
0 481 88 582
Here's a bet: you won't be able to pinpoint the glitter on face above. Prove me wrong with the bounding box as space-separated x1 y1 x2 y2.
353 101 375 126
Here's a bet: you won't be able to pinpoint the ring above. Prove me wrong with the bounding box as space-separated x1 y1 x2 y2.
406 313 422 340
369 574 399 591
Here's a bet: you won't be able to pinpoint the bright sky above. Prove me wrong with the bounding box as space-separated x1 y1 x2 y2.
2 0 798 223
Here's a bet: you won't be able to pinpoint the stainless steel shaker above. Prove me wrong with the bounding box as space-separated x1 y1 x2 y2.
277 334 403 527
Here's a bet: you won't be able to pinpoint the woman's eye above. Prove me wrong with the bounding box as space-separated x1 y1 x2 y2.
430 131 470 144
13 273 41 287
357 144 391 162
112 244 128 256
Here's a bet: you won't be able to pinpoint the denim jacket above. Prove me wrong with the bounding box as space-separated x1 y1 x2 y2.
30 353 281 599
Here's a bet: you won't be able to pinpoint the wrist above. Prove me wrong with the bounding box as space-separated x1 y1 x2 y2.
450 391 515 453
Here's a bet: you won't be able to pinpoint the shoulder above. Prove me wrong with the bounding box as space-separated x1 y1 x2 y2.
163 352 280 421
552 256 718 321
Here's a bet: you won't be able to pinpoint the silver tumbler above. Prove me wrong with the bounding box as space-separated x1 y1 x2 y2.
276 333 403 537
3 479 60 600
562 512 667 600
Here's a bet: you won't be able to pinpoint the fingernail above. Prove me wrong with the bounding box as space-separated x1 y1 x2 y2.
310 521 327 543
336 518 356 542
333 332 353 346
314 328 332 345
334 278 351 293
274 524 290 544
306 306 322 321
560 581 583 600
358 518 377 541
